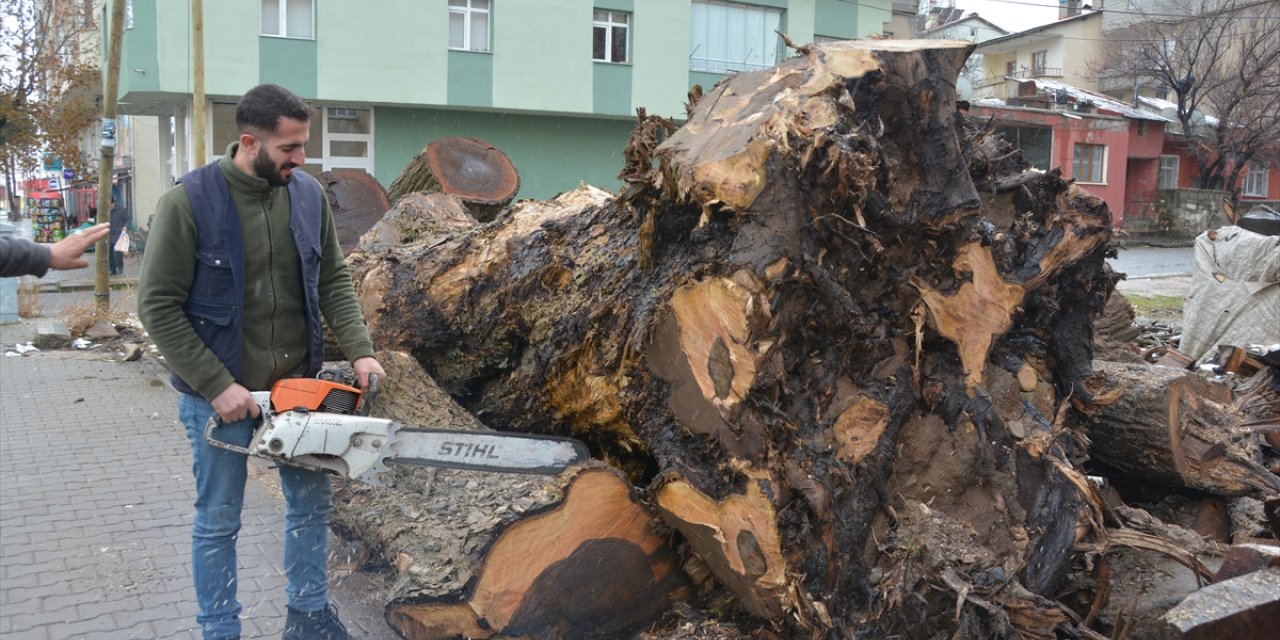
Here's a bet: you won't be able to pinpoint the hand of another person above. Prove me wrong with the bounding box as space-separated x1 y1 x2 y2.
211 382 261 423
48 223 109 270
353 356 386 391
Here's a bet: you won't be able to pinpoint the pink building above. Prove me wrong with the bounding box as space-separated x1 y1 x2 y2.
971 79 1168 224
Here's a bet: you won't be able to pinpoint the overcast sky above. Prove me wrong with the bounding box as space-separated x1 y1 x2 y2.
948 0 1063 33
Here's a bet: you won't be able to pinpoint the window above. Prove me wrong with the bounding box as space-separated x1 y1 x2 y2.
449 0 490 52
261 0 313 39
211 102 239 156
1031 50 1047 77
1243 162 1270 197
1073 143 1106 183
1006 60 1016 77
324 107 374 173
593 10 629 63
996 125 1052 170
1158 155 1179 189
207 103 369 175
690 0 783 74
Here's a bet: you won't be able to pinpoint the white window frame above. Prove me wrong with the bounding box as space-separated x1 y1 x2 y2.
449 0 491 52
1242 162 1269 197
260 0 315 39
1157 155 1179 189
1073 143 1107 184
205 103 373 174
689 0 783 74
322 106 375 174
593 10 630 63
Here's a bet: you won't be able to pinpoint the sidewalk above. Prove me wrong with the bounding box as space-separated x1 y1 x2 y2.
0 342 397 638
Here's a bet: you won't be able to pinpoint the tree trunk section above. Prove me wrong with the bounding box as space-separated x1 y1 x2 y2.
385 136 520 221
347 40 1119 638
1084 360 1280 496
1159 568 1280 640
330 351 687 639
319 168 391 255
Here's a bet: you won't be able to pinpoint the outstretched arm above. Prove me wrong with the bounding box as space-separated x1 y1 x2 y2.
50 223 110 270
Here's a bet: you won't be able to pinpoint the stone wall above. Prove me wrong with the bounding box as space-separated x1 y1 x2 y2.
1152 188 1231 240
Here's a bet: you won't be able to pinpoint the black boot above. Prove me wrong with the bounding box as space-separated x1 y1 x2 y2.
282 603 352 640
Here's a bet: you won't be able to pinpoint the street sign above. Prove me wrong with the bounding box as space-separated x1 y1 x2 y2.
62 169 74 181
47 178 58 190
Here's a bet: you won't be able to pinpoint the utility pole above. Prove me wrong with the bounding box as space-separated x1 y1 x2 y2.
95 0 126 313
192 0 206 166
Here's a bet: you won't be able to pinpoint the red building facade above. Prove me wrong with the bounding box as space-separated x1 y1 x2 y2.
970 101 1167 225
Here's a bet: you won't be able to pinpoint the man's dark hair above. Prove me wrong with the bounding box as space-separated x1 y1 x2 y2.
235 84 312 136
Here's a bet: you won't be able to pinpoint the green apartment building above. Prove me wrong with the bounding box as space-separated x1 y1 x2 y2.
117 0 892 204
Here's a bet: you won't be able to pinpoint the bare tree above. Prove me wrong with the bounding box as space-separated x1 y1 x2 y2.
0 0 100 213
1094 0 1280 195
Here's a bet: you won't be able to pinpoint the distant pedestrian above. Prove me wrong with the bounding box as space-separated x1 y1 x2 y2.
0 223 109 278
108 197 131 275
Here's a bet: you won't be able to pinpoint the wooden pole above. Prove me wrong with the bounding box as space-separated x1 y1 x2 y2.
191 0 206 167
94 0 126 313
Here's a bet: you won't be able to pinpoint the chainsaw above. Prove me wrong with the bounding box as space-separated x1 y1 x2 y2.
204 373 590 485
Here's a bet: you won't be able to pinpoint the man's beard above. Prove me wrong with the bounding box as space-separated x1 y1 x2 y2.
254 146 296 187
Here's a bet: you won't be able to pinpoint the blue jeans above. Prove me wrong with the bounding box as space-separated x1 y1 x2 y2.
179 393 333 639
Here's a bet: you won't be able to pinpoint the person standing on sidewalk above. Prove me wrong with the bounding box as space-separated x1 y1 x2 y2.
138 84 385 640
107 196 131 276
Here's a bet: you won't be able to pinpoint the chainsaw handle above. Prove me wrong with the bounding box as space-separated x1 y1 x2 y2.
204 414 256 456
359 373 380 417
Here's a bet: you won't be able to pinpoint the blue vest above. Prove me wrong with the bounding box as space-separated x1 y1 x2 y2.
170 161 326 396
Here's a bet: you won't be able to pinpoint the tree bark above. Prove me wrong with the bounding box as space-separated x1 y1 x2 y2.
347 40 1119 638
385 136 519 221
1084 360 1280 497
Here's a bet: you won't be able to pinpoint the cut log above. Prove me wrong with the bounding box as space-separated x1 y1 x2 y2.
1158 567 1280 640
1084 360 1280 497
385 136 520 221
1213 543 1280 583
1092 290 1143 363
347 40 1118 638
329 351 687 639
318 168 391 255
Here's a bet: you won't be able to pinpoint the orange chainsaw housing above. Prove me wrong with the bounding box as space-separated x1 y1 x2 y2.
270 378 363 414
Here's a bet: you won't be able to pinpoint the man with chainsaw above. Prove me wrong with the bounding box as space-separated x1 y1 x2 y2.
138 83 384 640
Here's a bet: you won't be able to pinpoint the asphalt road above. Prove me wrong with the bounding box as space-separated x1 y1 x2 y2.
1107 245 1195 278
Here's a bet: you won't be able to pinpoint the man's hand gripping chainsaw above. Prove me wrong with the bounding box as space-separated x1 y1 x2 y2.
205 374 589 485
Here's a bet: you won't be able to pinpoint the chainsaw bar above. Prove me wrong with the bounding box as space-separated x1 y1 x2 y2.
367 424 591 480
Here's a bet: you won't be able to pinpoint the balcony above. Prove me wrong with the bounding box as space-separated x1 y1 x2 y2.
1006 67 1063 79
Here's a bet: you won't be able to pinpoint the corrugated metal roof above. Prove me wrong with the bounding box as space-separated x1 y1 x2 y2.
1024 78 1171 121
1136 95 1221 127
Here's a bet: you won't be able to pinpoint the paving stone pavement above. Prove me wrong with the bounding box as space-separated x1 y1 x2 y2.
0 349 399 639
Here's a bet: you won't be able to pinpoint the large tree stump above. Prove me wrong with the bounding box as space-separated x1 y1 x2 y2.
1084 360 1280 497
330 351 688 639
385 136 520 221
348 40 1118 638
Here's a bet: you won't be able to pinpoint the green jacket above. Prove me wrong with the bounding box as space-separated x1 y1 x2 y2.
138 145 374 400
